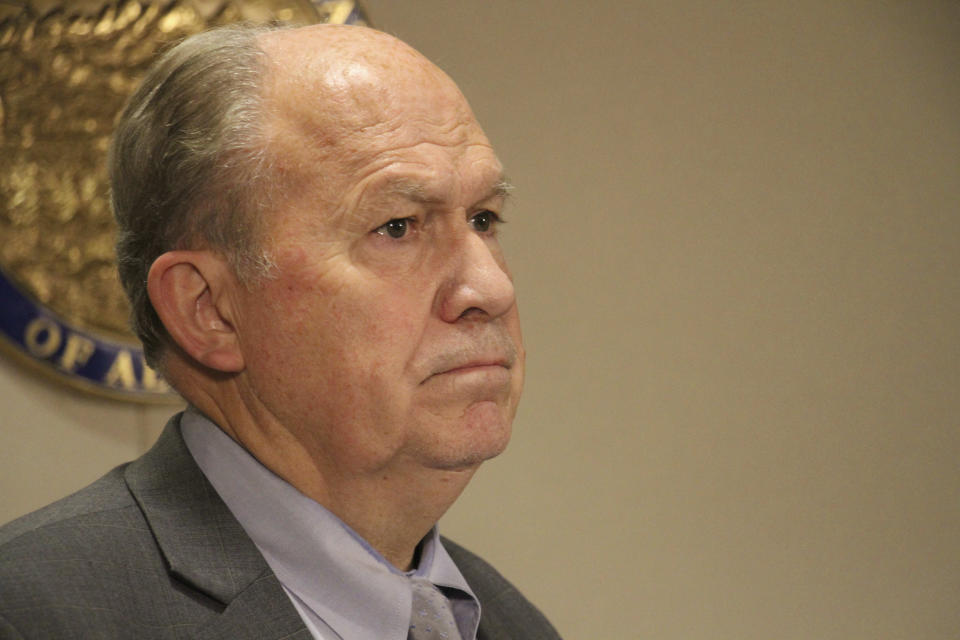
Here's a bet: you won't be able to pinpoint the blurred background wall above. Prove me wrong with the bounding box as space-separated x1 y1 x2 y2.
2 1 959 637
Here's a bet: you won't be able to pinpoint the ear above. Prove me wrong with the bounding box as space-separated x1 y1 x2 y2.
147 251 245 373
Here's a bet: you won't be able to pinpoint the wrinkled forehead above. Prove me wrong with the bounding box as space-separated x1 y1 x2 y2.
258 25 488 170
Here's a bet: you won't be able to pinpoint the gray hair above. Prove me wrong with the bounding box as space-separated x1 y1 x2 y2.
109 24 280 368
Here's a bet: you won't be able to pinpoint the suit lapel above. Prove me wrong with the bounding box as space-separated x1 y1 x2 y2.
192 572 314 640
124 414 309 639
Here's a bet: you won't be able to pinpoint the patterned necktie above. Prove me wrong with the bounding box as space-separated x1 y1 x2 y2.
408 577 462 640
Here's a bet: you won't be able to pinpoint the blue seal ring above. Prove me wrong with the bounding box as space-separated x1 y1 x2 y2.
0 266 176 402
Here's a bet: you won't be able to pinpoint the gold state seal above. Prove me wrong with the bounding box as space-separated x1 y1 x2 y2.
0 0 369 401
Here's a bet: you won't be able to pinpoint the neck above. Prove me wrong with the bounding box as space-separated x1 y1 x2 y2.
320 465 477 570
172 365 477 570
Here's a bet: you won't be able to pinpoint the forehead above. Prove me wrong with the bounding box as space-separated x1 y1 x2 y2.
349 146 505 221
260 28 500 207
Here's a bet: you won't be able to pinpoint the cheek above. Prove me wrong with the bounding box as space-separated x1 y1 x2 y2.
244 246 436 380
265 278 429 392
329 286 425 360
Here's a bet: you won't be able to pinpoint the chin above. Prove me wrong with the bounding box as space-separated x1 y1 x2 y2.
421 401 514 471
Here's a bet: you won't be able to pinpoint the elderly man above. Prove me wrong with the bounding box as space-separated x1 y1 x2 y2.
0 24 559 640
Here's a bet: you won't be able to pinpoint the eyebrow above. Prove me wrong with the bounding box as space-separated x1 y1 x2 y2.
388 175 514 206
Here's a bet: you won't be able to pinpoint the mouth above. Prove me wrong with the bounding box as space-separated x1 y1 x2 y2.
421 356 513 385
448 356 510 370
419 332 520 386
440 362 508 376
428 360 510 379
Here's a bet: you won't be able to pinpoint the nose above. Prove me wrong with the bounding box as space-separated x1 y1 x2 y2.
436 232 516 323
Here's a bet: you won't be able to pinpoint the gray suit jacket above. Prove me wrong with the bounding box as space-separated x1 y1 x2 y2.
0 415 560 639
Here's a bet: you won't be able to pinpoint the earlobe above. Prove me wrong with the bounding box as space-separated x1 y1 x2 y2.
147 251 245 373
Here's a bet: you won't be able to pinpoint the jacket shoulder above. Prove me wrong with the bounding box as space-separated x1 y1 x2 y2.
441 537 562 640
0 465 175 637
0 464 155 587
0 465 136 548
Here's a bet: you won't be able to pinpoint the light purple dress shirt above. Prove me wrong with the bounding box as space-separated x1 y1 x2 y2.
181 407 481 640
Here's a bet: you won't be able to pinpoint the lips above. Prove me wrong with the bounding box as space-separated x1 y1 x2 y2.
420 337 518 384
423 355 511 382
439 359 510 375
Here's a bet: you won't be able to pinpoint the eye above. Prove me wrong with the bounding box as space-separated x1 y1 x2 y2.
375 218 412 238
470 210 502 233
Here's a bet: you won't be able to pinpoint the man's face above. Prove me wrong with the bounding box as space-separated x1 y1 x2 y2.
231 39 524 477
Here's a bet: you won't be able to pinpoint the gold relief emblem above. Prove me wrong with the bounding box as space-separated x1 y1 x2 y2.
0 0 369 401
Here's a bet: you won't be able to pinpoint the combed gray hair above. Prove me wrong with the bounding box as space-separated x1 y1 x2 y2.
109 24 280 368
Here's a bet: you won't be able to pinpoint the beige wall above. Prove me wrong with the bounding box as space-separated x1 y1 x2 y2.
2 1 959 637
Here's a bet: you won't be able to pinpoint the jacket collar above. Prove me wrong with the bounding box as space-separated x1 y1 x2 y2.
123 413 311 639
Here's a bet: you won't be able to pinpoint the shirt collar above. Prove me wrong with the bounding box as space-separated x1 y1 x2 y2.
180 407 479 640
